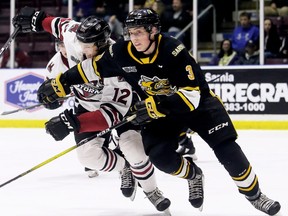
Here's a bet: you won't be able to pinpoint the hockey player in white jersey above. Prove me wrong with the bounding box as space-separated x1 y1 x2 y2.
13 7 171 213
45 39 99 178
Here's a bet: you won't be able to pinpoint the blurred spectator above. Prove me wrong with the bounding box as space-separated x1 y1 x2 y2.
264 0 288 17
190 0 214 42
150 0 166 17
133 0 146 9
0 42 32 68
160 0 192 47
264 18 281 58
234 40 260 65
208 39 238 66
107 15 124 41
279 35 288 57
272 0 288 8
264 1 279 17
73 0 96 22
212 0 235 31
85 1 124 41
231 11 259 55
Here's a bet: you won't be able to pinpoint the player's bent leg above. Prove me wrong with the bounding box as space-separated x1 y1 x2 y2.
119 160 137 200
119 130 171 211
76 137 136 200
213 140 281 215
148 143 204 211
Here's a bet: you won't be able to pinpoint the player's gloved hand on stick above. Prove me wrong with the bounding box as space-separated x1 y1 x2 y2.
12 6 46 33
45 109 80 141
42 100 63 110
130 96 168 125
37 75 68 106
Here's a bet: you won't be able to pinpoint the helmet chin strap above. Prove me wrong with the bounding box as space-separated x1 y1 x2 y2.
141 33 154 53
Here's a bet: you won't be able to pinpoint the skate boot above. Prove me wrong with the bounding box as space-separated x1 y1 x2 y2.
247 192 281 215
176 132 197 160
145 187 171 215
84 167 99 178
187 167 204 211
120 161 137 201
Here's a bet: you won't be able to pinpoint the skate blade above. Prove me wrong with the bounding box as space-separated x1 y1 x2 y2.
198 205 203 212
87 171 99 178
129 180 137 201
163 208 172 216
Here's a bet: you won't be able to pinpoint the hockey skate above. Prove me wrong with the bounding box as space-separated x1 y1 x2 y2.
144 187 171 215
120 161 137 201
84 167 99 178
247 192 281 215
187 167 204 211
176 132 197 161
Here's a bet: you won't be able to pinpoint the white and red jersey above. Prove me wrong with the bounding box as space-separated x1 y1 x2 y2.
45 51 69 79
41 16 132 132
42 17 83 68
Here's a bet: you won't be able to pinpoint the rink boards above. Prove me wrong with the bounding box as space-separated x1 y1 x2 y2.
1 66 288 129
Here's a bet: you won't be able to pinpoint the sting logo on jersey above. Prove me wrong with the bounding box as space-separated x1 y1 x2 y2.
139 75 176 96
122 66 137 73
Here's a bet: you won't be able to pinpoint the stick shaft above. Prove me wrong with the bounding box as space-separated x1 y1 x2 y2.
0 26 21 57
0 114 135 188
1 96 73 116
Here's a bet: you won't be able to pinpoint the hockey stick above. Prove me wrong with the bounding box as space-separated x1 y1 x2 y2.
0 26 21 57
1 96 73 116
1 103 45 115
0 114 136 188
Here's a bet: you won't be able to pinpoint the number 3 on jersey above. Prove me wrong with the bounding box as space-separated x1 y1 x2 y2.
186 65 195 80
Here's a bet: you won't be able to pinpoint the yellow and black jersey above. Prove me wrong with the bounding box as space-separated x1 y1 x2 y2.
98 34 211 115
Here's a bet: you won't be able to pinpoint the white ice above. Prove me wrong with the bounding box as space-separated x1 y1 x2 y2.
0 128 287 216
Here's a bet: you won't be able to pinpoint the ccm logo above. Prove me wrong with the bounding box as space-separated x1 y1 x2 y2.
31 11 40 31
208 122 229 134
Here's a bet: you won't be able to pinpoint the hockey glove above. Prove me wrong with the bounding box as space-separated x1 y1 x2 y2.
45 109 80 141
37 74 68 105
130 96 167 125
12 6 46 33
43 100 63 110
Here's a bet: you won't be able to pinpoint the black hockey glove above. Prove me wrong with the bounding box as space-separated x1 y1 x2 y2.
130 96 168 125
12 6 46 33
45 109 80 141
37 74 69 106
43 100 63 110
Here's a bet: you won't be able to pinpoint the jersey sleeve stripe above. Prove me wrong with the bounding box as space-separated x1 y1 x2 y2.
77 63 89 83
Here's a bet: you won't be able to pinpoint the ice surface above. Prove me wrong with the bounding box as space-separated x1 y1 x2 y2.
0 128 286 216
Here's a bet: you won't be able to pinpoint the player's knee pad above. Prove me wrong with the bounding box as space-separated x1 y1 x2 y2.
119 130 149 166
76 137 106 169
213 140 250 176
149 143 181 173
